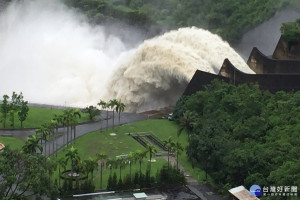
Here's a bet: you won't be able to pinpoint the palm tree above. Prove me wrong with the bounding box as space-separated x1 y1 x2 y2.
106 158 117 175
135 150 147 177
36 124 49 156
177 110 197 142
98 100 108 130
52 115 63 156
116 157 126 181
63 109 73 146
127 152 137 180
84 157 98 182
163 136 175 169
96 153 108 189
46 121 56 156
116 99 126 126
22 134 43 154
172 141 184 170
108 99 118 129
65 146 80 181
58 113 67 145
145 144 157 178
70 109 81 144
58 157 67 188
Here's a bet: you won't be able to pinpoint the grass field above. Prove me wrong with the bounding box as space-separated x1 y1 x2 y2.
0 136 25 149
0 106 90 129
53 119 211 190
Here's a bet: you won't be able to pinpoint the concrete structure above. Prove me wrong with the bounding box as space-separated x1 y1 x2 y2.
183 36 300 95
273 36 300 60
0 143 5 151
229 186 259 200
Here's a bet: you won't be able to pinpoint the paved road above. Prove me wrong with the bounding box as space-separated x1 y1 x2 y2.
0 111 148 156
44 111 148 156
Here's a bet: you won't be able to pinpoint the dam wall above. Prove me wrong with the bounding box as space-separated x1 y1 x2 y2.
247 47 300 74
273 36 300 60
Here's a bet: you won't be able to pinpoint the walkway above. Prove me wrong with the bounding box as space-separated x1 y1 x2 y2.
0 111 148 156
158 155 230 200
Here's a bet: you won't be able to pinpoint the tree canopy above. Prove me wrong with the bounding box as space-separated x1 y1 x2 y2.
64 0 300 43
281 18 300 47
174 80 300 195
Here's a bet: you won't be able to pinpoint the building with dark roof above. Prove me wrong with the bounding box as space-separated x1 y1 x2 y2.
183 36 300 96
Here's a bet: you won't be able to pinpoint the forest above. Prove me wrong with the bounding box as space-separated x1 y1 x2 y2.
173 80 300 198
64 0 300 43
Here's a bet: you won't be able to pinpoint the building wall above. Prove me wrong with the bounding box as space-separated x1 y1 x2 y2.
247 47 300 74
273 36 300 60
220 59 300 92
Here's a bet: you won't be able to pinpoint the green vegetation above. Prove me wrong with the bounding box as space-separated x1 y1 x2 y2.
52 119 190 191
0 136 24 150
0 106 90 129
0 92 29 128
64 0 300 43
281 18 300 47
0 146 58 199
174 80 300 197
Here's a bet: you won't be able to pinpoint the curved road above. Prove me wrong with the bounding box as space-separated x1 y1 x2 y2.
0 111 148 156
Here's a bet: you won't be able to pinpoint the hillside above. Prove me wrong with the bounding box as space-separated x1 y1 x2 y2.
63 0 300 43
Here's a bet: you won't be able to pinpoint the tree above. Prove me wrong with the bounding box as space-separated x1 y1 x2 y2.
163 136 174 169
1 95 10 128
127 152 137 180
106 158 117 176
98 100 108 130
58 157 67 188
22 134 43 154
115 157 126 182
65 146 80 182
63 109 75 146
145 143 157 179
108 99 119 129
51 116 62 157
82 106 100 121
280 18 300 48
0 147 58 199
8 92 21 128
115 99 126 126
84 157 98 182
177 110 197 142
70 109 81 144
96 153 108 189
172 141 184 170
135 150 147 177
17 99 29 128
36 124 50 156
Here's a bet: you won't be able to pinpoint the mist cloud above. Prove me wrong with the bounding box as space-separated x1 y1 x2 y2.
105 27 252 112
0 0 133 106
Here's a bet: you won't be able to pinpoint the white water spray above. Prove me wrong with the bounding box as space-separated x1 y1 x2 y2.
0 0 130 106
105 27 253 112
0 0 253 112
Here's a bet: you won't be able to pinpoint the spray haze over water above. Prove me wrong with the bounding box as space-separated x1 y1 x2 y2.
0 0 251 112
106 28 253 112
0 0 130 106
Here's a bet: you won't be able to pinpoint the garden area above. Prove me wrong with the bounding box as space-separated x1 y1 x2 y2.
0 117 206 199
51 119 194 195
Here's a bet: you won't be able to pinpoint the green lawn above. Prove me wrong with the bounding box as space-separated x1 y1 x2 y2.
53 119 210 190
0 136 25 150
0 106 90 129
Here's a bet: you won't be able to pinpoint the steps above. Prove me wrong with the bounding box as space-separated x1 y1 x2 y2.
131 133 168 152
